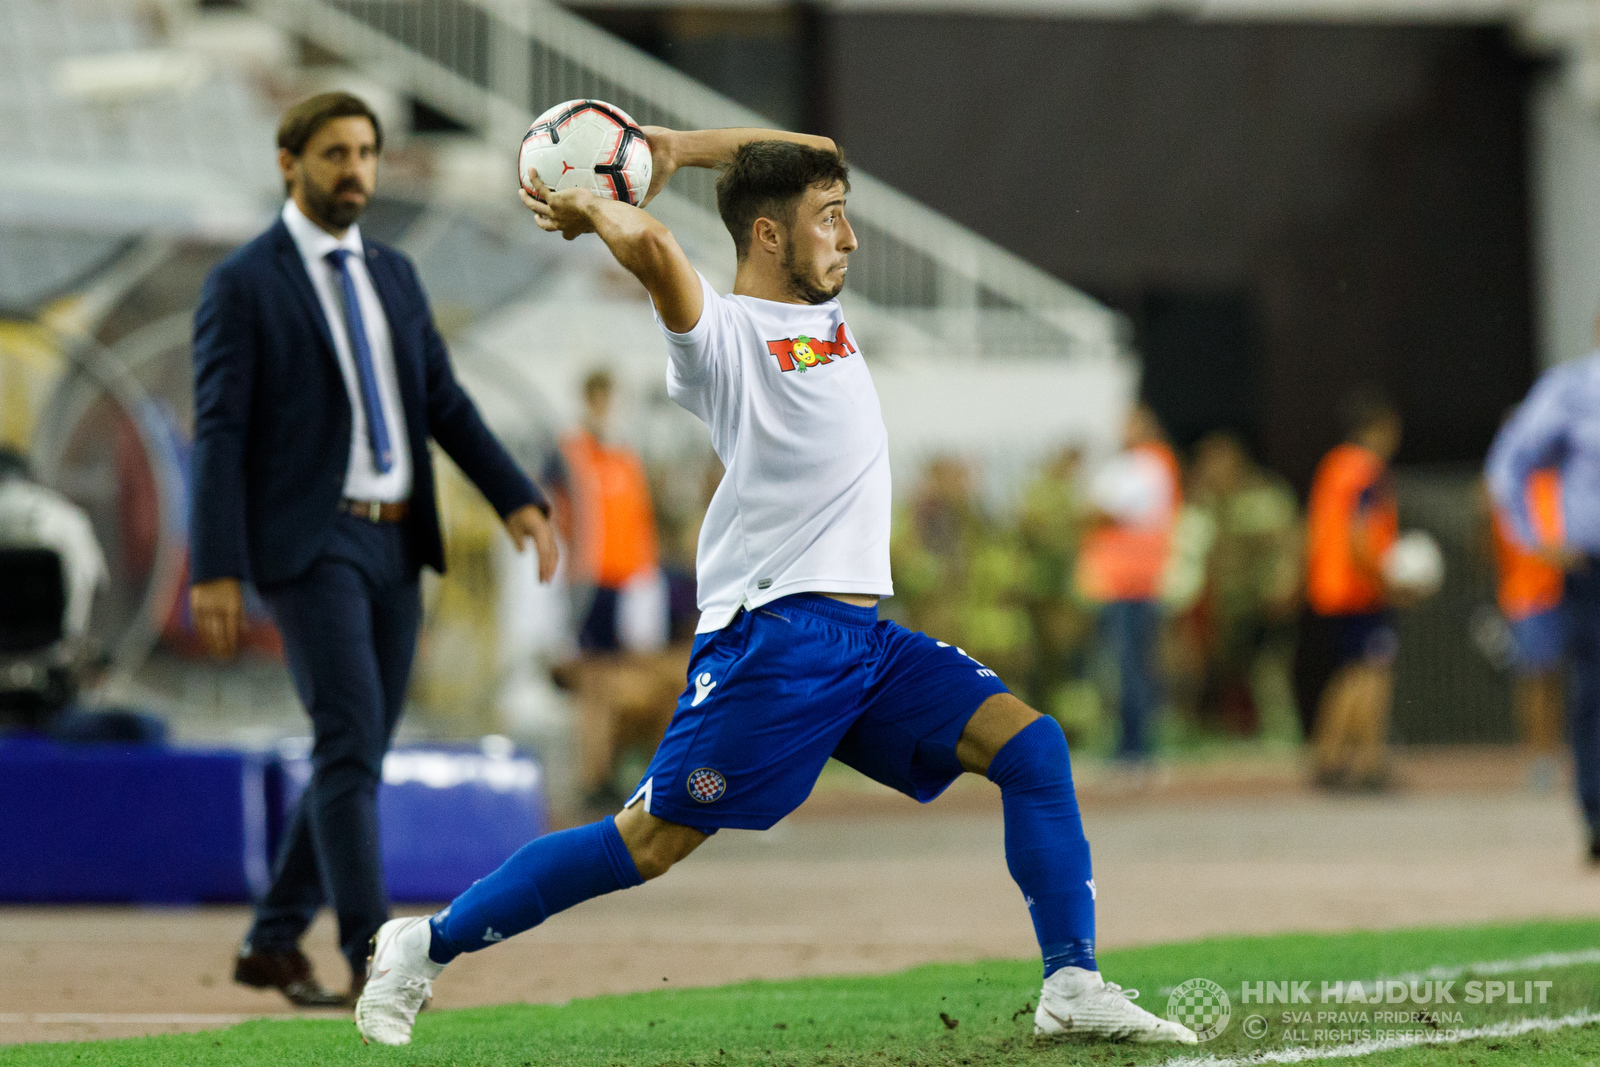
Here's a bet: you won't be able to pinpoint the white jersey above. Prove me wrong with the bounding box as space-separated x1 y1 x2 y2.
659 272 893 632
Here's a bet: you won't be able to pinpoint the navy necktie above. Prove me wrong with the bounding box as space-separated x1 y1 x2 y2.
325 248 394 474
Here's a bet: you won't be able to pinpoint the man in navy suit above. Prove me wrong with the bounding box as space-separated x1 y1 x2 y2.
189 92 558 1006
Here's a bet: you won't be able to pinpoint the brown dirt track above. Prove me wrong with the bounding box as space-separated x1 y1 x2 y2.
3 748 1596 1046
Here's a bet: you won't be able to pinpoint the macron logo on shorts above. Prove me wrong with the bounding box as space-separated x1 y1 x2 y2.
692 672 717 707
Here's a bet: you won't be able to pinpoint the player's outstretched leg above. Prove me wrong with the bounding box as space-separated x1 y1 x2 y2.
966 698 1196 1044
356 809 703 1045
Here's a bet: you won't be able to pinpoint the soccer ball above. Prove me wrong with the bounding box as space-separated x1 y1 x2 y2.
1383 530 1444 597
518 99 652 206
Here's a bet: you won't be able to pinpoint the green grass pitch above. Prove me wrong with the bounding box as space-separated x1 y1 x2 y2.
10 918 1599 1066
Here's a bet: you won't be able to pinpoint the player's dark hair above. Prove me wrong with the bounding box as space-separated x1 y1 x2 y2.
277 93 383 192
716 141 850 258
1341 384 1399 440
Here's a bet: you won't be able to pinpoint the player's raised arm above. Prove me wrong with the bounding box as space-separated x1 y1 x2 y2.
639 126 836 205
520 174 702 333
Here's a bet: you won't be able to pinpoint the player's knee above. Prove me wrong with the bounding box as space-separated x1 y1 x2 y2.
631 827 704 880
984 713 1073 791
615 806 706 880
957 692 1045 775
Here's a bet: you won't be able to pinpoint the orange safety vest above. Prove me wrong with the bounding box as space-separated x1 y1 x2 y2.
1305 443 1398 617
560 428 659 589
1491 469 1564 621
1078 441 1182 602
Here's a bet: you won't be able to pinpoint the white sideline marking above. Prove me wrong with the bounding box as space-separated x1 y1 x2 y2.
1373 947 1600 985
0 1012 344 1025
1158 946 1600 996
1159 1008 1600 1067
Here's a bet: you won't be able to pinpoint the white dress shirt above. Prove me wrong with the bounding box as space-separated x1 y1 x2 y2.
281 199 413 502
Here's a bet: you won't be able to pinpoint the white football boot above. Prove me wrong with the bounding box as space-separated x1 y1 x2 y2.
355 916 444 1046
1034 967 1198 1044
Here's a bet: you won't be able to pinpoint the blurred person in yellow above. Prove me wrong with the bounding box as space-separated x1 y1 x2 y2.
1076 404 1181 763
891 457 1032 687
558 370 681 809
891 456 981 642
1303 389 1402 790
1484 469 1566 792
1017 446 1096 732
1187 432 1302 740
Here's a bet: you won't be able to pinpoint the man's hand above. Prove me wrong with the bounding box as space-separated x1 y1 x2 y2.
190 578 243 659
640 126 679 207
520 173 599 240
505 504 559 582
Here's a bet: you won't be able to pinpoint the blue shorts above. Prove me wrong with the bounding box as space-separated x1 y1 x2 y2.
628 594 1010 832
1510 606 1564 671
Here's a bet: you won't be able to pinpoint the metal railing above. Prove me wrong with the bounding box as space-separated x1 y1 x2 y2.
248 0 1128 361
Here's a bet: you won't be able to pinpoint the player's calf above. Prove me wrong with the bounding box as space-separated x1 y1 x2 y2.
354 810 704 1045
615 803 708 878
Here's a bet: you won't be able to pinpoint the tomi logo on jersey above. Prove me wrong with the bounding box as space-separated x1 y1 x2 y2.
767 324 856 373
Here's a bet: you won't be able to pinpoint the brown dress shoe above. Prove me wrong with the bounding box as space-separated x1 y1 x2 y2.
233 944 348 1007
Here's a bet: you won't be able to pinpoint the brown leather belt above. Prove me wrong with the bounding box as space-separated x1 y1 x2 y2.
340 498 410 523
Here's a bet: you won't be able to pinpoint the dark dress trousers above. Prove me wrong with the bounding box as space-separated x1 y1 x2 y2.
191 218 547 973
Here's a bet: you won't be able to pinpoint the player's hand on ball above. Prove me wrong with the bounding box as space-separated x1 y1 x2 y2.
639 126 678 207
519 172 597 240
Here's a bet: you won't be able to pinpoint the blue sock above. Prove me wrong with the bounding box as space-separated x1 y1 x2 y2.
428 815 643 964
986 716 1097 978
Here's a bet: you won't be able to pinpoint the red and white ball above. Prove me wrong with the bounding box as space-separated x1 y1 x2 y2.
518 99 652 205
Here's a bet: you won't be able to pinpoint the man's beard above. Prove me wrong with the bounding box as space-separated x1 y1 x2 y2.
303 174 368 230
782 241 845 305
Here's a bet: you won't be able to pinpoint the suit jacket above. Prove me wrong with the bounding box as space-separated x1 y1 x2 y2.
190 217 546 588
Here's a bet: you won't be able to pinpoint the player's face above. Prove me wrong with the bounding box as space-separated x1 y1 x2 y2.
780 182 856 305
280 116 379 233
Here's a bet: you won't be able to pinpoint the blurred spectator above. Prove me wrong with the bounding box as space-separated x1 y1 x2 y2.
1018 446 1096 732
1303 389 1401 790
1486 354 1600 863
891 457 1032 685
1187 433 1302 740
651 452 723 642
560 371 667 654
1483 470 1565 792
1076 404 1181 763
557 370 679 808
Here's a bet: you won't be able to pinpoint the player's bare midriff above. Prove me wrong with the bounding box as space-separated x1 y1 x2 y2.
819 592 880 608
